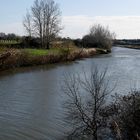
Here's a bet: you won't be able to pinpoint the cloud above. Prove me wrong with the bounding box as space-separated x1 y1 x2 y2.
1 16 140 39
62 16 140 39
62 15 93 38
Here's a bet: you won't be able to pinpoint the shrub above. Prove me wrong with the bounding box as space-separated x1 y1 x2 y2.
59 48 70 60
108 91 140 140
82 24 115 52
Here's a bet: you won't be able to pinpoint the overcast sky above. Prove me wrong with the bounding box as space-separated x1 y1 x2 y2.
0 0 140 39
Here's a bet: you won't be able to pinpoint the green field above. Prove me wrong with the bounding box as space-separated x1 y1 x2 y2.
22 48 67 56
0 40 20 45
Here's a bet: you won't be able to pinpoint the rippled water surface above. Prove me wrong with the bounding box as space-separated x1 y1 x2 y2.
0 47 140 139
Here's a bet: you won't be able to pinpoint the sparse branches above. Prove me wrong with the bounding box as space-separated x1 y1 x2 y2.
83 24 115 52
23 0 62 49
23 10 33 37
63 67 113 140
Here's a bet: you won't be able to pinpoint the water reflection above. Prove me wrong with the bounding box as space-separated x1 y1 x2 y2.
0 47 140 139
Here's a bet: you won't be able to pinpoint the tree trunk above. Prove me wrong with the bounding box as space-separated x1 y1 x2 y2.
92 124 98 140
92 134 97 140
46 42 50 49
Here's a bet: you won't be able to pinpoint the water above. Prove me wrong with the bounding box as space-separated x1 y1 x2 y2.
0 47 140 139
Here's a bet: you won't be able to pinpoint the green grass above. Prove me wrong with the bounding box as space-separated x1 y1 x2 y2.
0 45 79 58
0 40 21 45
22 48 61 56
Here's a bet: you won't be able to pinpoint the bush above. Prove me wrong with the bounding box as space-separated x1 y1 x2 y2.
21 37 40 48
59 48 70 60
111 91 140 140
82 24 115 52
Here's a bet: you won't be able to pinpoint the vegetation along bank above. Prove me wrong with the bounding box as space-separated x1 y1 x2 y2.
0 44 108 71
0 23 114 71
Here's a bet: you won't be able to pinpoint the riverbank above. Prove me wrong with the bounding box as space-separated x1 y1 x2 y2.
116 45 140 50
0 47 108 71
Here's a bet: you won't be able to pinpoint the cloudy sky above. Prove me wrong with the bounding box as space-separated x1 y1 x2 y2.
0 0 140 39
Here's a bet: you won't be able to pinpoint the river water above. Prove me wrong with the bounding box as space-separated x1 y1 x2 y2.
0 47 140 140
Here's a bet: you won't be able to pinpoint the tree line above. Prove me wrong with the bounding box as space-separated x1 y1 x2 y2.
23 0 115 50
0 0 115 51
0 33 20 41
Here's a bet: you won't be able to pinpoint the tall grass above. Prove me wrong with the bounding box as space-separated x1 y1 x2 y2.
0 47 98 70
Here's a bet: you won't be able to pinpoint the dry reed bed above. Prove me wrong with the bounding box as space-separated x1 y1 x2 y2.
0 48 101 70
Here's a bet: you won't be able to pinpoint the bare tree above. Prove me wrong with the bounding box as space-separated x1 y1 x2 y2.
23 10 32 37
83 24 115 52
63 67 114 140
23 0 61 49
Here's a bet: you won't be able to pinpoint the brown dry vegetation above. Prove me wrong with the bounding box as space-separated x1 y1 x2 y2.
0 46 102 71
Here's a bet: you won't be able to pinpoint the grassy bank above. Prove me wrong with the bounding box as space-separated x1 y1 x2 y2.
117 45 140 50
0 47 107 71
22 48 61 56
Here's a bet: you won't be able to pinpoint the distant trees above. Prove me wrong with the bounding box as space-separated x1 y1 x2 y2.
0 32 20 41
23 0 62 49
0 33 6 39
82 24 115 52
73 39 83 47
